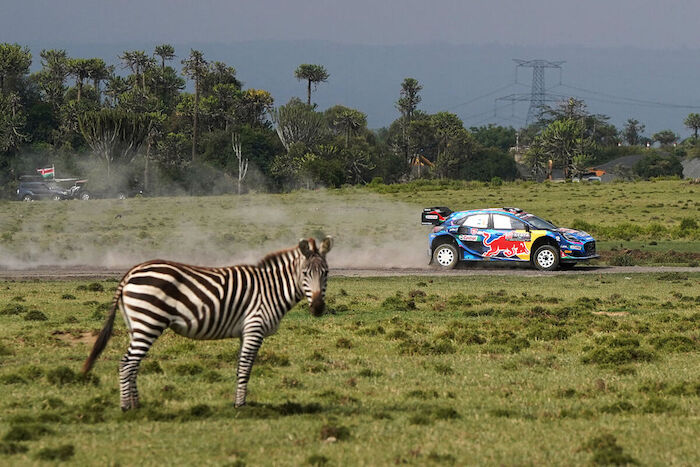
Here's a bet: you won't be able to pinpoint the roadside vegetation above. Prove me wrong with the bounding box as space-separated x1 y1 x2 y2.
0 273 698 464
1 42 698 200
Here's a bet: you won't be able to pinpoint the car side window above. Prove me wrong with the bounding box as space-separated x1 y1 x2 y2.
463 214 489 229
493 214 526 230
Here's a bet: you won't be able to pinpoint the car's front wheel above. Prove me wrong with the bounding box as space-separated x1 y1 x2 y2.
533 245 559 271
432 244 459 269
22 194 33 202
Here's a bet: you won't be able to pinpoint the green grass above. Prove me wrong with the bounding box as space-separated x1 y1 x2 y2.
0 274 699 465
0 179 697 267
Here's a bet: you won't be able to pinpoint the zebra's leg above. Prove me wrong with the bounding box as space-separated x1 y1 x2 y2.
234 329 265 407
119 326 165 411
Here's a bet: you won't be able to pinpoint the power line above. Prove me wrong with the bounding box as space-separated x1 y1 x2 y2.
559 83 700 110
444 83 519 111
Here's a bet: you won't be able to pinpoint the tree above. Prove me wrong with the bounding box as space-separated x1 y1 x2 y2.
634 153 683 179
294 64 329 106
395 78 423 163
36 49 69 110
0 93 29 153
68 58 92 102
78 109 152 178
622 118 645 146
153 44 175 71
201 61 241 96
0 43 31 95
530 118 594 178
238 89 274 127
231 132 248 194
271 98 326 152
326 106 367 148
120 50 154 92
469 124 516 152
86 58 111 105
652 130 678 146
181 49 208 161
684 113 700 139
104 75 130 107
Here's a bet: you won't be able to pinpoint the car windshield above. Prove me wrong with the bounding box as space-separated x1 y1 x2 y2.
519 214 557 230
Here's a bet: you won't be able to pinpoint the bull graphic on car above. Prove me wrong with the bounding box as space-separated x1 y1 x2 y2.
422 207 598 271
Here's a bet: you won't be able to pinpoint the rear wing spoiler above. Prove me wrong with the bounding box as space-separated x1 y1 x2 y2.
421 207 452 225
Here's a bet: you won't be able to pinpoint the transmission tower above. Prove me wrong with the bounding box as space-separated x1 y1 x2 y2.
496 59 565 125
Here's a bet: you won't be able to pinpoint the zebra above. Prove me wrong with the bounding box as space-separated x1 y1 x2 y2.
82 237 333 410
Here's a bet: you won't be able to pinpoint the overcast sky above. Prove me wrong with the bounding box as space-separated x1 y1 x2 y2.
2 0 699 49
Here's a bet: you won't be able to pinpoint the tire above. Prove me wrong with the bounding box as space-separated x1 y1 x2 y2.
533 245 559 271
117 192 127 200
432 243 459 269
22 194 33 202
52 195 61 201
80 192 91 201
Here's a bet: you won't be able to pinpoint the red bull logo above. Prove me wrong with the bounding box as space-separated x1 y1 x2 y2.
482 232 530 257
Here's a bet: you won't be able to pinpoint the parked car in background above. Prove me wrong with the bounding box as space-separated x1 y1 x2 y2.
17 177 70 201
423 207 598 271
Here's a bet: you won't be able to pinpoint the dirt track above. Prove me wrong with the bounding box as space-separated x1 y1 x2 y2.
0 265 695 280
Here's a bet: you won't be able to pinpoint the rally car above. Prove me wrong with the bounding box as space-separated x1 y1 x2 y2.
423 207 598 271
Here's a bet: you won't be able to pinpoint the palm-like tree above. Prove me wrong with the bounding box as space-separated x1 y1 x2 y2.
86 58 111 105
69 58 92 102
294 64 329 106
684 113 700 140
334 108 366 148
181 49 208 161
119 50 154 92
154 44 175 71
104 75 129 107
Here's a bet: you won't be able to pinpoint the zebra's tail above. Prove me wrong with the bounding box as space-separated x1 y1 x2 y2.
82 280 124 374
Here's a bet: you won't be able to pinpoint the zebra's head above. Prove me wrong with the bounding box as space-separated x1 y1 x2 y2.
298 236 332 317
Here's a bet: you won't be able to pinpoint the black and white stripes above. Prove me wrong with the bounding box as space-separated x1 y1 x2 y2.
83 237 333 410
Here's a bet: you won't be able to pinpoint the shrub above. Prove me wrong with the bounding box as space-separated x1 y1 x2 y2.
24 310 48 321
0 304 26 315
35 444 75 461
580 434 638 466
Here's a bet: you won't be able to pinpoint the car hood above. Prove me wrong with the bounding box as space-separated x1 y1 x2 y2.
556 227 595 243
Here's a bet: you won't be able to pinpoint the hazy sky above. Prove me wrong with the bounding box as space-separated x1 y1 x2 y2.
2 0 699 49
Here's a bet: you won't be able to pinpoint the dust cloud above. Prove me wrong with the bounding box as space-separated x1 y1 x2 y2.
0 190 432 270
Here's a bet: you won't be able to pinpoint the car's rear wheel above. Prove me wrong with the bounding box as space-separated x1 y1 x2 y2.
533 245 559 271
80 192 91 201
52 194 61 201
22 194 33 202
432 244 459 269
117 192 127 200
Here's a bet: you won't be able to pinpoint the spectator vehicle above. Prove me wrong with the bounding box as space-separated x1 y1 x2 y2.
423 207 598 271
17 177 71 201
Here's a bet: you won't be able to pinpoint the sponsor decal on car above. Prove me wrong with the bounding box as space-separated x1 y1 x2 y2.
458 234 478 241
504 231 531 242
568 244 583 250
482 232 530 258
424 214 438 220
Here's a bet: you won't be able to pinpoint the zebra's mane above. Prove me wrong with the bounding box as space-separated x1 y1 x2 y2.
256 246 300 268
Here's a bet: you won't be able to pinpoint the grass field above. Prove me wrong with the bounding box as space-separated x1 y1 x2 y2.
1 273 698 465
0 179 697 268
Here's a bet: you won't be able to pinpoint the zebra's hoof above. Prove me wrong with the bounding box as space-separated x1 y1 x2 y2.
234 402 246 408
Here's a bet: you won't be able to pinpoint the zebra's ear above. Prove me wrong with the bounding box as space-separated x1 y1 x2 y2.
320 236 333 257
299 239 312 258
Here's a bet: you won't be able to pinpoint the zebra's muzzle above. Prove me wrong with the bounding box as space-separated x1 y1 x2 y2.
310 292 325 317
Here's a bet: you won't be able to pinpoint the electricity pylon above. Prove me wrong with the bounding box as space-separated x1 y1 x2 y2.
497 59 565 125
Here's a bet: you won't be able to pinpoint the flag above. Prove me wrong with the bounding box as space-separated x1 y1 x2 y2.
37 166 54 178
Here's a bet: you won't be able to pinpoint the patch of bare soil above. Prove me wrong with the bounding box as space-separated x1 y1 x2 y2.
51 330 98 345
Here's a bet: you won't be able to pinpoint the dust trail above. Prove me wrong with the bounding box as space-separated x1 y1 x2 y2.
0 190 431 270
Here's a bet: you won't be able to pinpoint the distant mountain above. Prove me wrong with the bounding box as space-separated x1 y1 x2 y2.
22 40 700 136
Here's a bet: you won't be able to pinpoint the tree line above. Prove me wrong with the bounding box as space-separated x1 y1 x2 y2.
0 42 697 197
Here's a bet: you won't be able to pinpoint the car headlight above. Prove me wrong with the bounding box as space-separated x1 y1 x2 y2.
562 233 579 243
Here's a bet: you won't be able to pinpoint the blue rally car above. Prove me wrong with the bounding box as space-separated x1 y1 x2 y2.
423 207 598 271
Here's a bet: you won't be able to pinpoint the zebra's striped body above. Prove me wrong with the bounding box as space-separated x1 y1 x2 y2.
83 237 332 410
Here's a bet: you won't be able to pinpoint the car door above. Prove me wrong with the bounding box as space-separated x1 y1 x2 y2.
455 213 490 258
481 213 532 261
